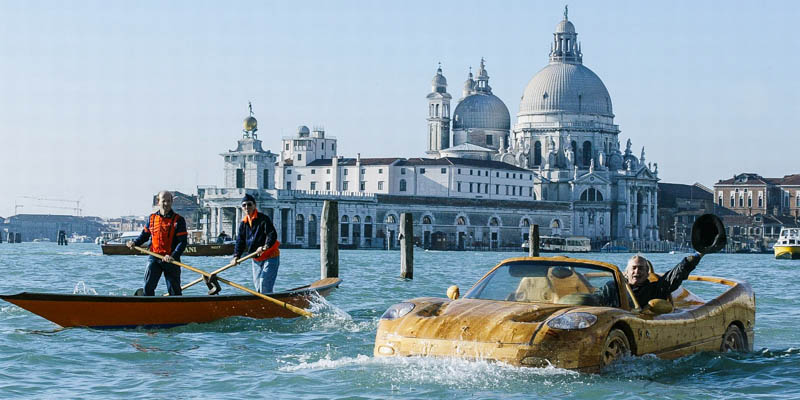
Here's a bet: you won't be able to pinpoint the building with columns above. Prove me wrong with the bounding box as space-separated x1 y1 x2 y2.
197 10 661 249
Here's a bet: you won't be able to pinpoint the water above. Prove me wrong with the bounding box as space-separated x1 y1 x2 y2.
1 243 799 399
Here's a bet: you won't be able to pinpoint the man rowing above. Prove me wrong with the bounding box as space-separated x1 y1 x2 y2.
127 191 188 296
232 194 281 294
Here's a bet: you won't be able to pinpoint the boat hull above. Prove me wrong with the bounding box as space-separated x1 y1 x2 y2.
774 246 800 260
101 243 235 256
0 278 340 329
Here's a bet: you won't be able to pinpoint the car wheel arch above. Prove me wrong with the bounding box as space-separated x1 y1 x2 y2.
609 322 637 355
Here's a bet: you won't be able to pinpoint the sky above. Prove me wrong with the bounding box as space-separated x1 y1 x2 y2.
0 0 797 218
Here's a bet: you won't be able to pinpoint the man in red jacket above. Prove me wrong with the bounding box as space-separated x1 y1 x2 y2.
127 191 187 296
232 194 280 293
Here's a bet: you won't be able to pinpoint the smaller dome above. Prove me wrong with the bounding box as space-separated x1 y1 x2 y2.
297 125 310 137
556 19 575 33
243 116 257 132
432 72 447 87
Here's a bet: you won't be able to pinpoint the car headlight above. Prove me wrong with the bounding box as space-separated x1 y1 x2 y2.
380 302 415 320
546 312 597 330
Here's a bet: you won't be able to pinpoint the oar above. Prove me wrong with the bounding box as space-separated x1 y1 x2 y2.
171 250 261 295
133 246 312 318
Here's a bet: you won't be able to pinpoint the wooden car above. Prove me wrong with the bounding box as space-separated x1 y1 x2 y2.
374 256 755 371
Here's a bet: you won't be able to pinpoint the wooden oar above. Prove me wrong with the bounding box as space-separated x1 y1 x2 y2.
133 246 312 318
172 250 261 295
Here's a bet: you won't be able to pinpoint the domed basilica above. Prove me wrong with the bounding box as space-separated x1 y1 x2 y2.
199 10 660 251
426 10 659 241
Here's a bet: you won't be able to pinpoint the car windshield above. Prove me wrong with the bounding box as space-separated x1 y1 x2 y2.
463 260 620 307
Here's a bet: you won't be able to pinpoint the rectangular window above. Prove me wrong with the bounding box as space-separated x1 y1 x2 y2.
297 154 302 161
470 170 473 175
287 169 292 175
420 168 426 173
457 182 461 192
458 168 462 174
322 142 325 150
512 186 516 196
441 168 446 174
326 169 331 174
326 182 331 190
310 182 316 190
506 172 510 178
285 143 289 150
344 169 348 175
378 168 383 174
469 183 473 193
360 181 365 191
342 181 348 190
401 168 406 175
486 135 493 145
485 171 488 177
286 182 292 190
378 181 384 190
505 186 509 195
484 183 488 194
297 174 302 181
311 169 316 174
529 187 533 197
263 169 269 189
361 168 365 174
495 184 499 194
496 172 500 178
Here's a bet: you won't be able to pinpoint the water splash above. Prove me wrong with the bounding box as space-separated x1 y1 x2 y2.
73 281 98 295
305 293 374 333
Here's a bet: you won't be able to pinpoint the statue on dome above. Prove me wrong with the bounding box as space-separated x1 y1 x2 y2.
640 146 646 163
653 162 659 174
625 138 632 155
564 147 574 169
589 158 595 173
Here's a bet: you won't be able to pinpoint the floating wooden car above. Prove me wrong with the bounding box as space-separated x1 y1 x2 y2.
374 256 755 372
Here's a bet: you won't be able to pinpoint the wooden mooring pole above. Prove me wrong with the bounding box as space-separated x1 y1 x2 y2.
400 212 413 279
320 200 339 279
528 224 540 257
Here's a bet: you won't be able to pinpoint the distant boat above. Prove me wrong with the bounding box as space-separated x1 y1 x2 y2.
522 236 591 252
32 238 51 243
68 234 93 243
774 227 800 260
600 243 629 253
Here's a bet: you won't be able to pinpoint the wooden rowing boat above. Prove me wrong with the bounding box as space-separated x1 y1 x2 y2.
0 278 340 329
101 243 235 256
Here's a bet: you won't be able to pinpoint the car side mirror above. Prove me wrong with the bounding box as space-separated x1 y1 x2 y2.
447 285 460 300
647 298 673 314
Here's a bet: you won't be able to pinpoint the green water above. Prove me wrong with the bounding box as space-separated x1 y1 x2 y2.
1 243 798 399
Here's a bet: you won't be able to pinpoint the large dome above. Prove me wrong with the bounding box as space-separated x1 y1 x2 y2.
453 93 511 130
519 63 613 117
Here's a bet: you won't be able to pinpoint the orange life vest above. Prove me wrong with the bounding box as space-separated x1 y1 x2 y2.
146 212 183 255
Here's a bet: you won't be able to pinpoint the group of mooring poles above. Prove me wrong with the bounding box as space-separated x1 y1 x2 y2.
319 200 541 280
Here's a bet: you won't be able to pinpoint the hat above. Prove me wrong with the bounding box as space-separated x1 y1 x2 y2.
691 214 727 254
241 193 256 204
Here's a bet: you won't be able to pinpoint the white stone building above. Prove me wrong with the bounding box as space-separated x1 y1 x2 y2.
198 10 659 249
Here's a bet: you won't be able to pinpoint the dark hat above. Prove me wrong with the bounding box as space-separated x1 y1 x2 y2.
241 193 256 204
691 214 727 254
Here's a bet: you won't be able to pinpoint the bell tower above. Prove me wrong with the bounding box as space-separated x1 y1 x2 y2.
426 63 451 155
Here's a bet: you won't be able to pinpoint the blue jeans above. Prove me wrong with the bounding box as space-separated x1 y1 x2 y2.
144 256 182 296
252 256 280 294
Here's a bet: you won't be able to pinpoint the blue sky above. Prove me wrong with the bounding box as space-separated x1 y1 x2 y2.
0 0 796 217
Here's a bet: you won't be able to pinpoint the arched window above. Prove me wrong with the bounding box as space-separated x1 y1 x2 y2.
551 219 561 229
580 188 604 202
534 141 542 165
422 215 432 224
582 141 592 166
521 218 530 227
399 179 407 192
385 215 396 224
489 217 499 226
295 214 305 238
456 216 466 225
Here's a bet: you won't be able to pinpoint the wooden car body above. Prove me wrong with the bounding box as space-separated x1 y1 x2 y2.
374 256 755 371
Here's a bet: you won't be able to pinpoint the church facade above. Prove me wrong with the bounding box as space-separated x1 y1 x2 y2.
197 11 659 250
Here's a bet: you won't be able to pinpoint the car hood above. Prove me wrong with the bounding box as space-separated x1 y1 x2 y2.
387 297 574 344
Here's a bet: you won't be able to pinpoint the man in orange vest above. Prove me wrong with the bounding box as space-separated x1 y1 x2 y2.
127 191 188 296
232 194 280 293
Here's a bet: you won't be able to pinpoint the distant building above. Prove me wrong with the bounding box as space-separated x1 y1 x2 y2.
714 173 800 217
720 214 800 252
658 183 716 245
1 214 105 242
198 10 660 249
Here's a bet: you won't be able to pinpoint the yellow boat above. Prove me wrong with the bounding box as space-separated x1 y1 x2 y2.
774 227 800 259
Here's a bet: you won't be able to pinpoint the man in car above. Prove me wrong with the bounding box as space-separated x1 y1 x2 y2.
598 253 703 308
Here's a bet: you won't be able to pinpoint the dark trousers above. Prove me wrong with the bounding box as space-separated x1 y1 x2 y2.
143 256 182 296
